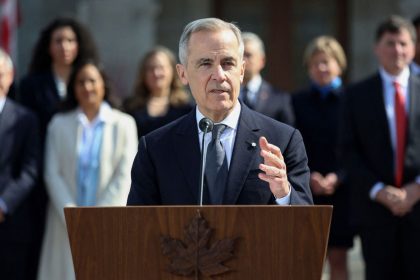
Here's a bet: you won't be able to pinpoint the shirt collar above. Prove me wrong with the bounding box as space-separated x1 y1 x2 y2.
195 101 241 132
77 102 113 127
244 74 262 93
379 66 410 88
0 96 6 114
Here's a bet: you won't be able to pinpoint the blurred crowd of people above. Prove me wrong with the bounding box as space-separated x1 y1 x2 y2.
0 12 420 280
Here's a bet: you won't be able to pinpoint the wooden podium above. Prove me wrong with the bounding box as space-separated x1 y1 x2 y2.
65 206 332 280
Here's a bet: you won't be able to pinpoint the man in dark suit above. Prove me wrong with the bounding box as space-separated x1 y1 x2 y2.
0 49 40 279
127 18 312 206
341 16 420 280
240 32 294 126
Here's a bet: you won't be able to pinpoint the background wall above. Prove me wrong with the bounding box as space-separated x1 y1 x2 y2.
7 0 420 99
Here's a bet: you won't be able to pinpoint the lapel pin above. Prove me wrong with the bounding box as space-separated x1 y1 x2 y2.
246 141 257 150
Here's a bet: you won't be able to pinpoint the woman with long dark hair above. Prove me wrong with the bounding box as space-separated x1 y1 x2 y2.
19 17 99 139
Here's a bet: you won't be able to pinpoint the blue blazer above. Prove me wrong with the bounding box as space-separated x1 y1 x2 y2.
127 103 312 205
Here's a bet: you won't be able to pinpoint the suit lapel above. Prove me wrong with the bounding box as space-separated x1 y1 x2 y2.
98 110 115 189
405 74 420 170
407 74 420 135
174 110 201 202
370 74 395 178
66 111 82 185
46 71 61 102
0 99 15 167
224 105 260 204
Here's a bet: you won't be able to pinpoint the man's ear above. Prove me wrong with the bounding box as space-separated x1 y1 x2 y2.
239 60 245 83
261 54 266 69
176 64 189 85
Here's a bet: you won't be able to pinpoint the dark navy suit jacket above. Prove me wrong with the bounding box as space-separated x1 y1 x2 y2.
0 99 39 215
0 98 40 279
19 70 61 142
127 103 312 205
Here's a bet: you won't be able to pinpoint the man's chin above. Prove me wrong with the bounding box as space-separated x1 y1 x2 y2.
216 102 235 113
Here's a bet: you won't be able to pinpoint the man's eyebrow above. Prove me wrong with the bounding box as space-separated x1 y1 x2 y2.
221 56 236 62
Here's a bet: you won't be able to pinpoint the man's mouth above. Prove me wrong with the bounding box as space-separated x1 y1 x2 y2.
210 88 230 94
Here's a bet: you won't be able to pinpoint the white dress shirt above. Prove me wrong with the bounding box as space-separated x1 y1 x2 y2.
53 74 67 100
0 95 5 112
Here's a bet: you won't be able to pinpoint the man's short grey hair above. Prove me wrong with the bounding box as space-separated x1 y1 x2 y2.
178 17 244 66
0 48 13 71
242 32 265 56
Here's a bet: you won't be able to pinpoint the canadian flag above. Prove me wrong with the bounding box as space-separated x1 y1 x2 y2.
0 0 19 62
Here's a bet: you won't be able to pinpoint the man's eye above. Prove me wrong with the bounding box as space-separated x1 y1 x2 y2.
199 61 211 67
223 61 235 67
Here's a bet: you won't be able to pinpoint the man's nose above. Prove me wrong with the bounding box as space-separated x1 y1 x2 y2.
211 65 226 81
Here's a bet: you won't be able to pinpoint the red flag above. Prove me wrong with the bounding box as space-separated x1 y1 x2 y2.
0 0 20 62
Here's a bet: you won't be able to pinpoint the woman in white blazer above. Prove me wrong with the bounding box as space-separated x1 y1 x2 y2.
38 60 138 280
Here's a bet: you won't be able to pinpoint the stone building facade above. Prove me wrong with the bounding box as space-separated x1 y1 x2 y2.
15 0 420 98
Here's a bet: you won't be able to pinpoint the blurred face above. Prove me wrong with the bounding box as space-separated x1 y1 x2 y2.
75 64 105 111
243 40 265 81
176 29 245 122
308 51 342 86
49 26 79 66
145 52 174 95
374 29 415 75
0 60 13 98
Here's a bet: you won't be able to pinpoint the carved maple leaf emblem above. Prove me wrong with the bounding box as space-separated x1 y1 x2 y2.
161 211 236 278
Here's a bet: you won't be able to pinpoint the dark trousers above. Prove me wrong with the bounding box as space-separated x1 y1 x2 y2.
0 188 46 280
360 220 420 280
0 239 34 280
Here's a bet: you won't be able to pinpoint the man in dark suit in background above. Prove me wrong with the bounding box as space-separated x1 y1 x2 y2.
341 16 420 280
127 18 312 206
240 32 294 126
0 49 40 279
